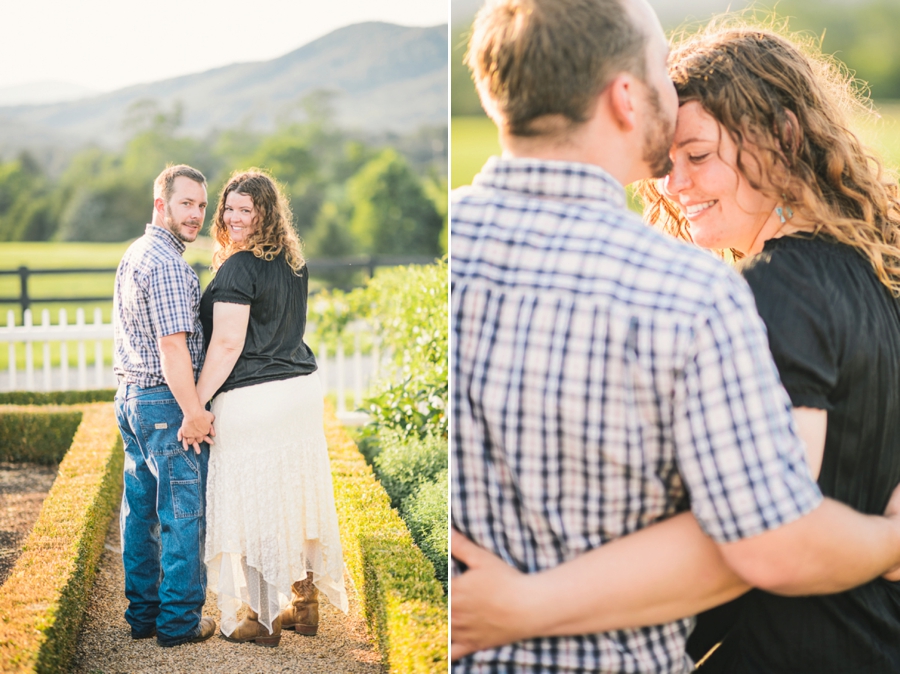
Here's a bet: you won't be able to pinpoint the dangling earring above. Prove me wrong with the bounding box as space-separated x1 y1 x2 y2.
775 201 794 225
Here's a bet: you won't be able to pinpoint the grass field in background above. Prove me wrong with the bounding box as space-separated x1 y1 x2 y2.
451 116 501 189
854 101 900 173
450 102 900 189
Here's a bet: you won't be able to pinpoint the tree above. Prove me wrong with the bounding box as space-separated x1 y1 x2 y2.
347 149 444 256
0 154 52 241
56 180 147 242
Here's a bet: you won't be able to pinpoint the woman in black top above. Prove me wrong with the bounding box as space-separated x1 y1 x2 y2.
449 22 900 673
658 25 900 673
180 170 348 646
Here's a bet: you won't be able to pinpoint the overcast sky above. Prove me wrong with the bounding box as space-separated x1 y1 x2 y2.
3 0 448 93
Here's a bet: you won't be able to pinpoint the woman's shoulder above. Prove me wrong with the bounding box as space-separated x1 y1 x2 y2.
212 250 262 288
738 233 872 331
222 250 260 267
739 233 856 287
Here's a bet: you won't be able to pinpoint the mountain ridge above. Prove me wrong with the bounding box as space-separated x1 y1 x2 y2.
0 22 447 149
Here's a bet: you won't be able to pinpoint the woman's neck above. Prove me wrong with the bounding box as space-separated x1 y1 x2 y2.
743 209 814 256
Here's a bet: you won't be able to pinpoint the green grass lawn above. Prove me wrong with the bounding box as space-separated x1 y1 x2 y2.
451 115 501 189
855 101 900 173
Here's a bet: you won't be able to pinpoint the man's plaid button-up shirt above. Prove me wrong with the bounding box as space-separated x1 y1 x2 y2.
113 223 205 387
451 157 822 674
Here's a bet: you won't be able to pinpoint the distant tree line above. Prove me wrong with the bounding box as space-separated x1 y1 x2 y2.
0 95 448 262
452 0 900 116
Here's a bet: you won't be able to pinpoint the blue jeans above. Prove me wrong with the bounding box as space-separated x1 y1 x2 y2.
115 383 209 646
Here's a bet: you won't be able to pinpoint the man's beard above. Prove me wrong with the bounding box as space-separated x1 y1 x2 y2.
642 85 675 179
165 207 199 243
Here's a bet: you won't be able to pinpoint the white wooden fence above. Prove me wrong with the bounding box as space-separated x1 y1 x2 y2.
0 309 378 418
2 308 108 391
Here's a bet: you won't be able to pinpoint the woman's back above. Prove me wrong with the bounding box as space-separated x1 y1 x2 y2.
722 234 900 673
199 250 316 395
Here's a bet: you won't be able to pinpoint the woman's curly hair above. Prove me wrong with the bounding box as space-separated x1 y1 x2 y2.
210 169 305 273
638 16 900 295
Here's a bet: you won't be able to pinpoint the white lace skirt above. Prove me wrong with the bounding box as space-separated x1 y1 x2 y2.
205 372 349 635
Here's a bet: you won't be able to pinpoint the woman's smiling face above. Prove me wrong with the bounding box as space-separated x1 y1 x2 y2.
223 191 257 245
663 101 781 255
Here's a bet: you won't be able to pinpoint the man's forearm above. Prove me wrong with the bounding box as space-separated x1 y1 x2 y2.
521 513 748 638
721 497 900 595
506 497 900 639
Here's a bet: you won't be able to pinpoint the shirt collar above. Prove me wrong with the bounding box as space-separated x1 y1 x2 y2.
146 223 186 254
472 156 627 209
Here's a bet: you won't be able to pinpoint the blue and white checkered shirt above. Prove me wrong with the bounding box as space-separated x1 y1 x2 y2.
113 224 205 387
451 158 823 674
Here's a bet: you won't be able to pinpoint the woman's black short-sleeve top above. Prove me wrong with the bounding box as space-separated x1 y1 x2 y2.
199 250 317 395
720 234 900 673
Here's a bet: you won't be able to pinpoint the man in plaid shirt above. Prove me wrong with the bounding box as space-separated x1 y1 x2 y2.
113 165 216 647
450 0 900 672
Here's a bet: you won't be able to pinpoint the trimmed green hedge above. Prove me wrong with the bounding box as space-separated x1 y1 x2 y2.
0 390 115 406
374 429 447 509
0 404 123 673
325 404 447 673
403 469 448 589
0 407 83 464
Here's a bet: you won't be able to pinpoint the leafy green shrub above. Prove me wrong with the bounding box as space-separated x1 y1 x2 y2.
309 261 448 592
374 429 447 509
403 470 448 589
0 407 83 463
363 260 447 440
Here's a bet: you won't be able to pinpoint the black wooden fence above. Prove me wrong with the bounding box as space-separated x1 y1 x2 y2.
0 255 437 317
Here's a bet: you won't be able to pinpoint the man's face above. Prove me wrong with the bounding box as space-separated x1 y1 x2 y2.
630 0 678 179
163 176 207 243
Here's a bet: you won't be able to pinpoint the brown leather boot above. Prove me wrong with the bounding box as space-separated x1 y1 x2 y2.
280 576 319 635
224 607 282 646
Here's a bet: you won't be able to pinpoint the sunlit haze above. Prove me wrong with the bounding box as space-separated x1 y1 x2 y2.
3 0 447 94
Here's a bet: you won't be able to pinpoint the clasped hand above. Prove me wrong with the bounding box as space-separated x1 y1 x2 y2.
450 529 536 661
177 409 216 454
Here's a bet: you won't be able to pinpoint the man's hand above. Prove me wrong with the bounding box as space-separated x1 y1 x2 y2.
450 529 536 661
177 410 215 455
882 481 900 581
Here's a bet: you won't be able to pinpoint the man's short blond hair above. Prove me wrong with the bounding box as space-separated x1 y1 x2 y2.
153 164 207 203
466 0 646 137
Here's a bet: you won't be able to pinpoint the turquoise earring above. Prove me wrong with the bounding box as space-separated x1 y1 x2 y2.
775 205 794 224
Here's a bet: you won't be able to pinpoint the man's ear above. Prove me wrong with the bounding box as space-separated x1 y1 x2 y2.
607 73 639 132
153 197 166 217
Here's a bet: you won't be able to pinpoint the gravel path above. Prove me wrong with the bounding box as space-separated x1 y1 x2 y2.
72 509 385 674
0 461 58 585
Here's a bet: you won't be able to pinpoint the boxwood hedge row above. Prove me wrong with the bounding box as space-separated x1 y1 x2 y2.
0 404 123 673
324 404 447 673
